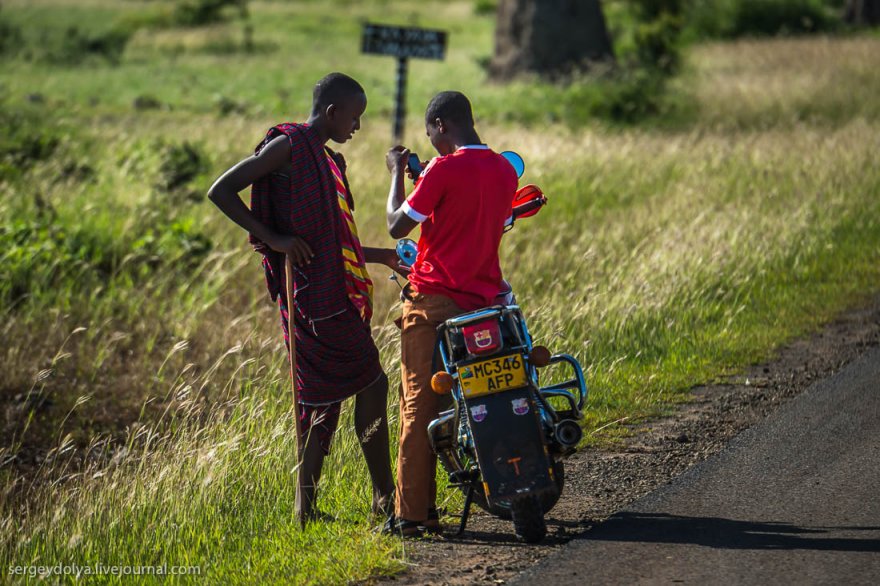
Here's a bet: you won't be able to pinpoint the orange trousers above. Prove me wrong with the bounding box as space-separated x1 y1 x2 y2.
395 291 462 522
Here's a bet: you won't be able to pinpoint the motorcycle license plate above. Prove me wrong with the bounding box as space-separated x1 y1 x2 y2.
459 354 528 398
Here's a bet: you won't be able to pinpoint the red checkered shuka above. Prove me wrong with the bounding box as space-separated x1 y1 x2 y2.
248 123 349 323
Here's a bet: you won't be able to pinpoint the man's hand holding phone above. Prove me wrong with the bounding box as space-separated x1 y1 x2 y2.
385 146 428 185
385 145 410 175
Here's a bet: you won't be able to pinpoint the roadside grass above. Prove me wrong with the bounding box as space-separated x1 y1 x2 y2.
2 1 880 583
681 36 880 130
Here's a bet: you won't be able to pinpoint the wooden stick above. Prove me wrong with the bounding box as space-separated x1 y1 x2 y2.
285 256 303 455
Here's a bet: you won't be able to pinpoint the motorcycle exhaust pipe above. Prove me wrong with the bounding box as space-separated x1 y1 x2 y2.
554 419 583 449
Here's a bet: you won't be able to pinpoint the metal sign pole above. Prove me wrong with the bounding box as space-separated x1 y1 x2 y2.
393 56 408 144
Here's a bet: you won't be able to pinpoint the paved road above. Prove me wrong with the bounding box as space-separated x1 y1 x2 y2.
513 347 880 585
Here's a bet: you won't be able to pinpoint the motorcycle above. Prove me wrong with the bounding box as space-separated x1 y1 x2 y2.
395 156 589 542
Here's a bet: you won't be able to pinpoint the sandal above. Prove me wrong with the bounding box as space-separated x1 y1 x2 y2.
380 514 425 538
299 509 337 526
423 507 443 536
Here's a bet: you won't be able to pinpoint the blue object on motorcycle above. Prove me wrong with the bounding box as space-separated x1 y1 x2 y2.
500 151 525 179
396 238 418 267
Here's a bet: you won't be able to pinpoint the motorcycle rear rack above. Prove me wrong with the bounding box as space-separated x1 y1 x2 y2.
532 353 588 422
437 305 588 423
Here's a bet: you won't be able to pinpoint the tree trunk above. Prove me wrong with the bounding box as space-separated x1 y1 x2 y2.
845 0 880 26
489 0 614 81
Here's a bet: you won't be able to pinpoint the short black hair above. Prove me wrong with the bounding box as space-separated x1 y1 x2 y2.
425 91 474 128
312 72 365 112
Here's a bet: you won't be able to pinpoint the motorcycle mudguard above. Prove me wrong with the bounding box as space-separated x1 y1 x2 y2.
464 387 556 505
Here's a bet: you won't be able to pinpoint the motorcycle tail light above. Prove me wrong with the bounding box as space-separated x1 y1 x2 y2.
462 319 502 356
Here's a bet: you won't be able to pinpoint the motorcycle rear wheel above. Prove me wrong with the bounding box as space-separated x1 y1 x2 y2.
511 495 547 543
469 459 564 520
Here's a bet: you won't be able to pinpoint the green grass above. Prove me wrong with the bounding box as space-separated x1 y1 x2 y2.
2 1 880 584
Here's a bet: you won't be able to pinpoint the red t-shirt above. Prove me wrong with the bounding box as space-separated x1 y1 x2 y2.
402 146 517 311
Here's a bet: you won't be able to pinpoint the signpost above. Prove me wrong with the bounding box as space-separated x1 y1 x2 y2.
361 23 448 144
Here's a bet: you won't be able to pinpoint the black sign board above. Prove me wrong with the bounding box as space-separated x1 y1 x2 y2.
362 23 447 60
361 23 448 143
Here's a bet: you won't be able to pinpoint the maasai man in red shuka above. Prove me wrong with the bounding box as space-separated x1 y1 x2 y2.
208 73 403 525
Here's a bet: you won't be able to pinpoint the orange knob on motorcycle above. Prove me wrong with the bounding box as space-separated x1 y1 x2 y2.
529 346 552 367
431 372 454 394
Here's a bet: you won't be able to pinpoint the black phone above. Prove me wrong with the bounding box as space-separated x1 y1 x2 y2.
407 153 423 183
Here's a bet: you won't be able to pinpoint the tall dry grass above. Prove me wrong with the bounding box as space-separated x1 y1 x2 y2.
2 2 880 582
683 36 880 128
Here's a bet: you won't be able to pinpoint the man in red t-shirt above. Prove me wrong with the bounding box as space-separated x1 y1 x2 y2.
383 91 518 535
